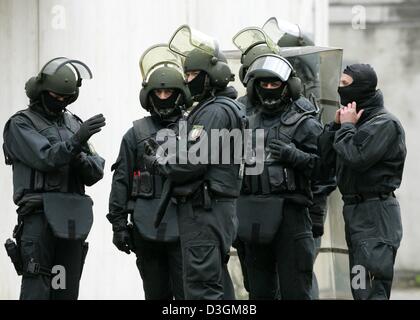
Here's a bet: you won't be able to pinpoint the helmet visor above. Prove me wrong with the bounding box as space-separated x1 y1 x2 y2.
232 27 278 54
41 57 92 79
169 25 217 58
139 44 184 80
244 55 293 84
262 17 301 44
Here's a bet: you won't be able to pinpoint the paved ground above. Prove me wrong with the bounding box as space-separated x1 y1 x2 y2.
391 289 420 300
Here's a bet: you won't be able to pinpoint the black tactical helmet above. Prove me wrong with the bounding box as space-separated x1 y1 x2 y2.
25 57 92 105
232 27 279 85
239 44 278 85
262 17 315 48
244 54 302 108
139 44 192 118
183 48 234 89
277 32 314 47
169 25 234 94
140 66 192 114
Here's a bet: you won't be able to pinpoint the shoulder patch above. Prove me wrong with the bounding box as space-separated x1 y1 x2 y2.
188 125 204 141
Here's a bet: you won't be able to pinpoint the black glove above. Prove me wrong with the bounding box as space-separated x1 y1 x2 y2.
144 138 159 156
268 139 310 167
310 212 325 238
143 153 158 172
112 228 134 254
74 114 106 144
143 139 162 172
309 199 327 238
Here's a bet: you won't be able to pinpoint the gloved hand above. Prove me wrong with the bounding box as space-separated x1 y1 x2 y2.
143 153 158 172
112 228 134 254
309 199 327 238
310 212 325 238
143 139 162 172
144 138 160 156
73 114 106 144
268 139 310 167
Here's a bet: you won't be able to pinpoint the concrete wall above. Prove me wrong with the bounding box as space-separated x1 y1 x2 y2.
0 0 328 299
329 0 420 272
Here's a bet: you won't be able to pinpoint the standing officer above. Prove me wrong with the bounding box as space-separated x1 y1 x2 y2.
237 53 322 299
318 64 406 300
144 25 247 300
107 45 190 300
233 26 335 299
3 57 106 300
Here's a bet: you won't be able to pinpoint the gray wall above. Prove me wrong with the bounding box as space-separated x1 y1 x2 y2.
329 0 420 271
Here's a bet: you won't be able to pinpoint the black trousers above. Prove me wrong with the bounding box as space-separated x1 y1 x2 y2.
132 227 184 300
177 197 238 300
19 213 87 300
343 197 402 300
232 237 250 293
244 203 315 300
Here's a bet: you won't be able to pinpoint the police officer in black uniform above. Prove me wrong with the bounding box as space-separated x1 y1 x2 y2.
143 26 246 300
107 45 191 300
318 64 406 300
3 57 106 300
233 27 335 298
236 53 323 299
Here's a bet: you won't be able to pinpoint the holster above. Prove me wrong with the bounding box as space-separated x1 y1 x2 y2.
4 238 23 276
4 220 24 275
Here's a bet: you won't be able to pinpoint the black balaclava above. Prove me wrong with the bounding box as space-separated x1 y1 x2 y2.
255 77 289 114
338 64 378 108
150 89 182 121
41 91 69 113
187 71 210 101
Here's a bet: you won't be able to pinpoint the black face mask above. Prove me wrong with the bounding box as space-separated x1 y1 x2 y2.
150 91 181 119
187 71 208 100
255 79 288 112
338 64 378 108
41 92 69 112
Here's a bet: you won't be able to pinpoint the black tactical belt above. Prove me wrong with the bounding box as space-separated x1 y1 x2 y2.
342 192 395 205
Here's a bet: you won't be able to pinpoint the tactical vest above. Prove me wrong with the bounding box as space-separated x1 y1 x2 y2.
242 97 317 197
131 116 179 242
3 108 85 202
187 96 248 198
131 116 169 199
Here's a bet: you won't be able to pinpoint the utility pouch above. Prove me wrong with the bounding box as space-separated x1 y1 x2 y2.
43 193 94 240
138 171 154 198
237 195 285 244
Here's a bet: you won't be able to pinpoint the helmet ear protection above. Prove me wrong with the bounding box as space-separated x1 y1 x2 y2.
139 84 151 111
210 59 235 88
238 65 247 85
25 76 41 101
287 71 302 101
